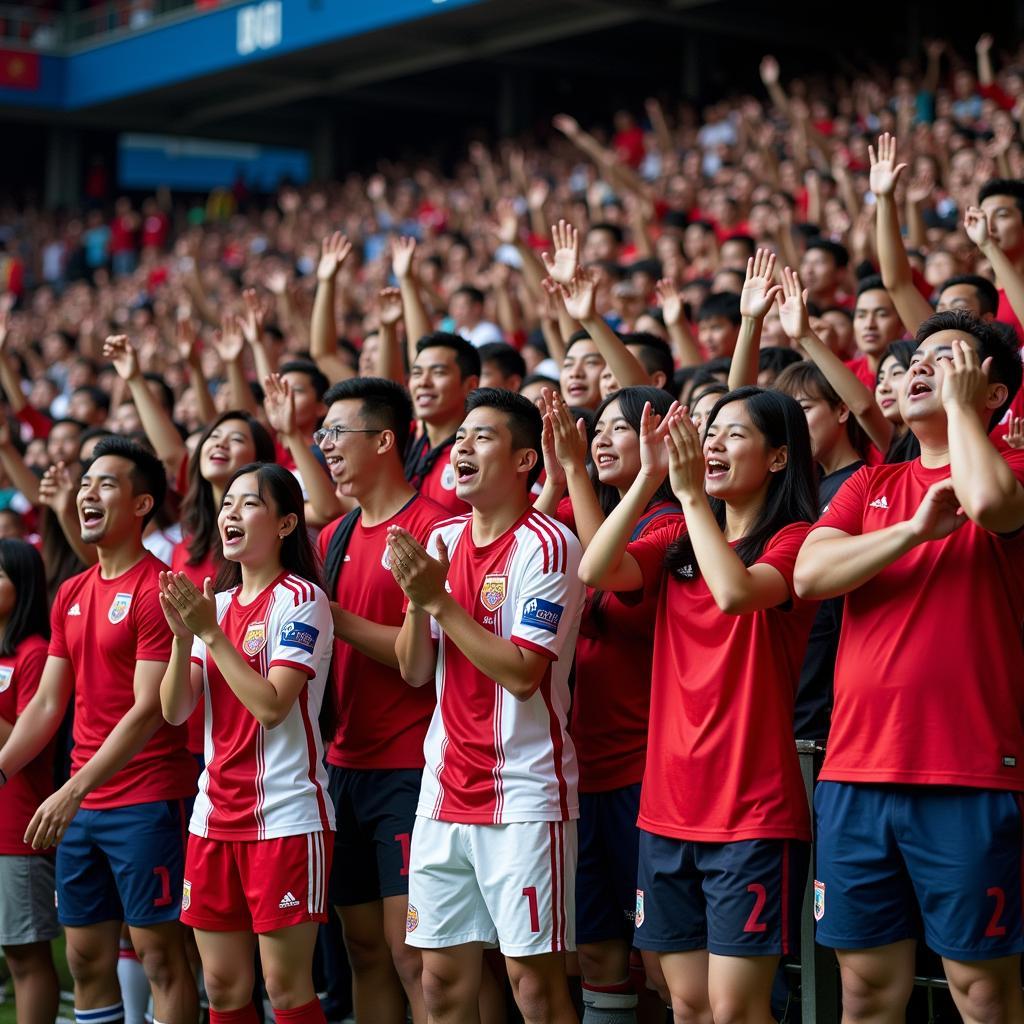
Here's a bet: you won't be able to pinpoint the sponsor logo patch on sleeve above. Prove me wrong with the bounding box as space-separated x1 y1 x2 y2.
279 621 320 654
520 597 563 634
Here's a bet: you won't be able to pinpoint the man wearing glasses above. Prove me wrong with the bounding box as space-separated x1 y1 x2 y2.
314 377 447 1024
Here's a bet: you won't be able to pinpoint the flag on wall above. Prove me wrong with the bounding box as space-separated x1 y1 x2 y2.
0 49 40 90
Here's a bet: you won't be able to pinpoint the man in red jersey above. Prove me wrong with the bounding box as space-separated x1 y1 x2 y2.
315 377 446 1024
390 388 585 1024
979 178 1024 341
404 333 479 515
795 310 1024 1023
0 437 198 1024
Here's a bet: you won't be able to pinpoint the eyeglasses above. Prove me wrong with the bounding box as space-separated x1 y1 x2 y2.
313 426 382 445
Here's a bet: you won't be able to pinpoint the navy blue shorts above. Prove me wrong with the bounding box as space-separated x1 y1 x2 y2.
327 765 419 906
814 782 1024 960
634 831 809 957
576 784 642 945
56 799 188 928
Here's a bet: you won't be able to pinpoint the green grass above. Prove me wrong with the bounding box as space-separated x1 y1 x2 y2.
0 932 74 1024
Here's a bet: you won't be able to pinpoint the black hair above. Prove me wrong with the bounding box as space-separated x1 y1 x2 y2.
978 179 1024 212
877 341 921 464
938 274 1000 316
805 238 850 269
819 305 853 323
521 372 560 391
141 372 176 414
696 292 742 325
758 347 804 379
214 463 323 593
48 417 86 435
689 381 729 408
592 387 677 516
278 359 330 402
673 366 699 403
689 357 733 392
322 377 413 456
71 385 110 414
464 387 543 487
720 234 757 260
182 411 276 568
414 331 482 381
478 342 527 383
588 222 624 245
712 268 746 290
774 361 871 460
665 387 817 578
914 310 1023 429
564 329 594 355
621 332 674 390
0 539 49 656
452 285 486 306
855 274 888 298
86 436 167 528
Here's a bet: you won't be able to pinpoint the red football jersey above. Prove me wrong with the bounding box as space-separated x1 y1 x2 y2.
997 289 1023 343
317 494 444 770
627 522 815 842
571 501 686 793
844 355 877 390
407 436 471 515
49 554 196 809
816 453 1024 788
0 635 52 854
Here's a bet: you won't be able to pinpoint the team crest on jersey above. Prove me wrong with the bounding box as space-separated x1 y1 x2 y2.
181 880 191 912
242 622 267 657
108 592 133 624
635 889 645 928
440 464 457 491
480 574 508 611
406 903 419 932
813 880 825 921
0 666 11 693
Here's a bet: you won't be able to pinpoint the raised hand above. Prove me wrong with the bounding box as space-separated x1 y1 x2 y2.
386 526 449 613
906 174 935 206
868 132 907 198
638 400 678 483
552 113 580 139
391 236 417 281
102 334 140 381
655 278 683 326
739 248 782 320
489 198 520 246
759 55 780 86
175 316 200 364
318 232 352 282
776 267 811 342
541 388 588 472
378 287 403 327
1005 416 1024 450
211 315 245 365
964 205 990 248
976 33 994 56
38 461 76 513
240 288 270 346
541 220 580 285
527 179 550 212
666 408 706 502
558 269 597 322
160 572 219 641
158 571 195 640
263 373 297 438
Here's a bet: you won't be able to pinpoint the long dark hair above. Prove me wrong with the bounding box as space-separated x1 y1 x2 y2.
0 538 50 656
214 462 323 593
877 341 921 464
182 411 275 568
592 387 677 516
665 386 818 579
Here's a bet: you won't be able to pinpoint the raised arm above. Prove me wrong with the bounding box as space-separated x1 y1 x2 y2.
375 287 407 384
871 133 934 332
778 267 894 452
656 278 702 368
965 206 1024 329
210 316 259 417
39 462 96 567
729 249 782 390
0 417 40 505
175 316 216 426
391 236 432 364
310 233 356 383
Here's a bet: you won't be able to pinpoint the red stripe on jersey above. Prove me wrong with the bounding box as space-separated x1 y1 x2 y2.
511 636 557 661
280 577 303 607
557 822 566 950
522 518 551 574
492 688 505 824
539 669 569 819
298 685 332 833
269 659 317 678
548 822 559 952
780 841 791 956
287 575 313 604
530 513 565 574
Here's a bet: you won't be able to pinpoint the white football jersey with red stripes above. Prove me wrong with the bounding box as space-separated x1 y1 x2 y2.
419 510 584 824
189 573 336 841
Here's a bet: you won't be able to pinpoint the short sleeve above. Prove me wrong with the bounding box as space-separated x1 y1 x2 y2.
14 640 48 716
190 633 206 669
815 466 869 536
756 522 813 610
133 580 173 663
269 589 333 678
48 585 68 660
510 532 584 661
625 523 681 592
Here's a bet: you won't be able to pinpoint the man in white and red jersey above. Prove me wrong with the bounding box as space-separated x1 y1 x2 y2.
0 437 198 1024
390 387 584 1024
795 310 1024 1022
404 333 480 515
315 377 445 1023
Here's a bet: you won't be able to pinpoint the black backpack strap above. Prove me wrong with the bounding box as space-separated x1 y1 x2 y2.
629 503 681 542
322 508 362 598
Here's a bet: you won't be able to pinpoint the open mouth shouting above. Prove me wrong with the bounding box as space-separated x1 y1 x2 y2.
455 458 479 485
80 504 105 530
222 524 245 549
706 457 729 480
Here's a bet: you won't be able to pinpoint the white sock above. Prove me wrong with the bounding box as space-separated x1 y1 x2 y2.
116 946 150 1024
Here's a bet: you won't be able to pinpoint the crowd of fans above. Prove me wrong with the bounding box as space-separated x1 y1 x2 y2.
0 28 1022 1024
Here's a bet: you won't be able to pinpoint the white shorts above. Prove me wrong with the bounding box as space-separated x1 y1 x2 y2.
405 816 576 957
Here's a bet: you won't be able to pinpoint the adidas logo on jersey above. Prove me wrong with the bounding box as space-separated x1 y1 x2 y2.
869 496 889 509
278 891 300 909
68 603 82 616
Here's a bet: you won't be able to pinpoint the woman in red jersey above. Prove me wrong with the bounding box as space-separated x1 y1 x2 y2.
538 384 681 1018
0 539 59 1024
159 463 334 1024
580 387 819 1023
